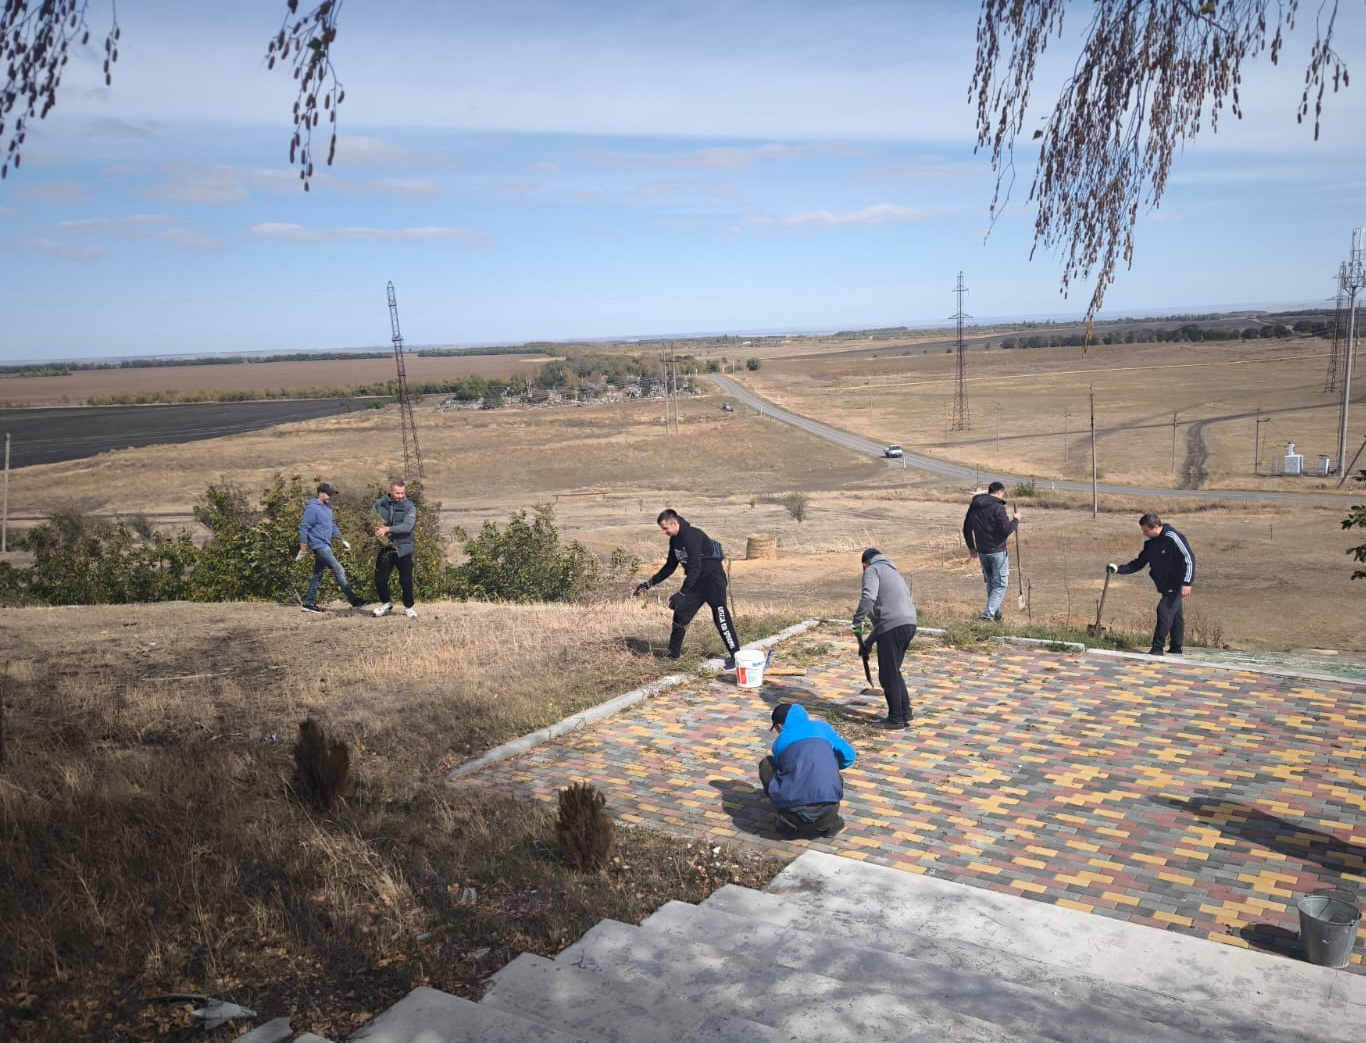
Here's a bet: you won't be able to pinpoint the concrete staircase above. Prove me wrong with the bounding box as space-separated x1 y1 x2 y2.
347 850 1365 1043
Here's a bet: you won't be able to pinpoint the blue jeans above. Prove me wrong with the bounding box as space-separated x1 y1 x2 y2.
978 551 1009 618
305 545 361 607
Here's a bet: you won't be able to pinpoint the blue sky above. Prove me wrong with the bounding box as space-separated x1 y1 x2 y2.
1 0 1363 363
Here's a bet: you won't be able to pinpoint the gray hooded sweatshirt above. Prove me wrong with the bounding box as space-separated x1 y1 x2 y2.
853 554 916 637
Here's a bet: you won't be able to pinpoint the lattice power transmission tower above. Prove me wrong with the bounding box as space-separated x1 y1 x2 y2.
386 281 425 480
1325 277 1347 394
951 271 971 431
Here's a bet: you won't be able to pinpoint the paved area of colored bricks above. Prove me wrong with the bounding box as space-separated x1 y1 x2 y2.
461 623 1366 969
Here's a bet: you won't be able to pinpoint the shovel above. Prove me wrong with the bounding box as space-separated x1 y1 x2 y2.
1087 571 1112 638
856 630 874 689
1014 526 1025 611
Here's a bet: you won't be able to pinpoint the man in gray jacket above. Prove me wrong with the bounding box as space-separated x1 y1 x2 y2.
852 548 918 729
372 479 419 619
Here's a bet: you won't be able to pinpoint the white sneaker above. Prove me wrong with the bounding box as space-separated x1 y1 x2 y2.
373 602 393 617
404 606 418 619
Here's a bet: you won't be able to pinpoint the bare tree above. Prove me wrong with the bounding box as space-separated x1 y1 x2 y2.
1 0 343 189
972 1 1352 335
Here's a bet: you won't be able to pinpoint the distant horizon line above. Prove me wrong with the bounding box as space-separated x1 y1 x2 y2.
3 299 1330 367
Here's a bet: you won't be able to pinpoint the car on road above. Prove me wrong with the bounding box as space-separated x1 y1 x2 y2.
883 444 904 458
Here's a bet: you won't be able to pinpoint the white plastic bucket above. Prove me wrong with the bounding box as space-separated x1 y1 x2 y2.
735 649 766 688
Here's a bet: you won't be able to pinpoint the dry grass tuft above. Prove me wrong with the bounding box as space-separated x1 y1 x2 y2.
291 718 355 811
556 781 615 872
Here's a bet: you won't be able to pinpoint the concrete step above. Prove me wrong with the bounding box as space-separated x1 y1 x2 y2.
746 850 1366 1041
343 985 589 1043
553 917 1048 1043
481 952 796 1043
642 899 1215 1043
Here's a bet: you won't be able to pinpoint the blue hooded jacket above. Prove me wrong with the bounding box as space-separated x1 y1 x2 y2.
767 704 856 811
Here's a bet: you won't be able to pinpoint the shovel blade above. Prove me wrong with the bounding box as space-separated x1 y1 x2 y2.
1086 623 1107 637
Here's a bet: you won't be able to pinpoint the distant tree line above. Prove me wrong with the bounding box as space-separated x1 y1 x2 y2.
998 320 1332 351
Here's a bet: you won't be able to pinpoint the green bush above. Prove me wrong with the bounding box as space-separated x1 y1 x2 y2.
450 504 633 603
1012 480 1038 498
16 508 196 605
779 492 809 522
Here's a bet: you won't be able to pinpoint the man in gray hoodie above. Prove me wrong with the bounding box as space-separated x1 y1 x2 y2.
852 548 918 729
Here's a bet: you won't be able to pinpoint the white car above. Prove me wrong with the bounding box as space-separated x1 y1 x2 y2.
883 444 904 458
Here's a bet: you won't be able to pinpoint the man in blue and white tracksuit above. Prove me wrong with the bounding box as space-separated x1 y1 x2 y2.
760 702 857 839
1109 512 1196 656
297 482 365 613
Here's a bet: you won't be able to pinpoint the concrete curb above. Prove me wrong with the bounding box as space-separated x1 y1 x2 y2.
1085 646 1366 684
448 619 827 782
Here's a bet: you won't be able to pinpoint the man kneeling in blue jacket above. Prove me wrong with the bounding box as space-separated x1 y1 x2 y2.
760 702 857 839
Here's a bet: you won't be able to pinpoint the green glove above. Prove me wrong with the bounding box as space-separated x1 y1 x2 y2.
852 622 864 637
1105 563 1117 573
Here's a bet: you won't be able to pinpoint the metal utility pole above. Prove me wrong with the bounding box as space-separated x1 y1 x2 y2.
1325 278 1347 393
1063 408 1070 468
2 432 9 553
1336 228 1363 479
1170 412 1178 474
386 281 425 480
951 271 971 431
1254 409 1270 476
1089 387 1098 519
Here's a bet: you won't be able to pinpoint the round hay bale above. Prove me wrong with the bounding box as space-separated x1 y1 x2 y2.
746 534 778 560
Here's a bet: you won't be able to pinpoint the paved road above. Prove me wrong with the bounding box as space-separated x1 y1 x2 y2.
706 374 1358 507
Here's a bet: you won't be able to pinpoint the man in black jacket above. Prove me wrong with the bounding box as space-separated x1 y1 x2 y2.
634 509 741 665
1108 512 1196 655
962 481 1019 622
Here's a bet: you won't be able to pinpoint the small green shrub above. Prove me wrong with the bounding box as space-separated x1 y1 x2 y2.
1012 480 1038 498
451 503 633 603
779 492 810 523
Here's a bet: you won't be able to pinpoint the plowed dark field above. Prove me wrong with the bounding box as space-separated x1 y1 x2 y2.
0 400 368 468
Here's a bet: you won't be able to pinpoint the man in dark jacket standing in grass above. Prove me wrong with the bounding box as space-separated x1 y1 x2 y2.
634 509 741 665
760 702 857 839
372 479 419 619
853 548 918 728
963 480 1019 622
1109 512 1196 656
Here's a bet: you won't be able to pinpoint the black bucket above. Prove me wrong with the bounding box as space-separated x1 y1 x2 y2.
1296 888 1361 968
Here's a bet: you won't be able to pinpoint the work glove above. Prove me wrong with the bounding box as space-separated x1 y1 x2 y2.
633 581 650 596
342 540 352 553
667 593 682 611
851 622 864 637
295 548 308 563
1105 563 1117 573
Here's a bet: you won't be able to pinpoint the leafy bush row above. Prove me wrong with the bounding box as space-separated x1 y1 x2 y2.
0 475 636 607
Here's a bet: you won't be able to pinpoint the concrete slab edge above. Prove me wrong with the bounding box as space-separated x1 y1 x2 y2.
1084 647 1366 685
448 620 826 782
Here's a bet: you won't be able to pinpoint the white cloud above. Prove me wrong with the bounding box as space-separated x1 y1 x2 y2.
334 136 455 169
26 239 108 261
249 223 490 246
585 142 869 170
51 213 220 251
742 203 927 229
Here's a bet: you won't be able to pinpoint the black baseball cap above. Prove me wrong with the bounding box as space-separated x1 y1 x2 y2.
770 703 793 731
317 483 338 496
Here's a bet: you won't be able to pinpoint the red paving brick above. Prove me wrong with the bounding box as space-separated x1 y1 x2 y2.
460 623 1366 969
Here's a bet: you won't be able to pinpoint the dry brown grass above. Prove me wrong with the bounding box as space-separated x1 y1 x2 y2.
0 600 792 1042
